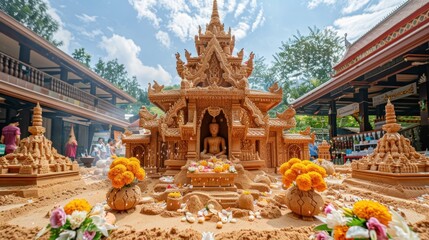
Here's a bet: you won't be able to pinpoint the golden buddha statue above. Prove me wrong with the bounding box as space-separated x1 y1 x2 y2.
200 119 227 159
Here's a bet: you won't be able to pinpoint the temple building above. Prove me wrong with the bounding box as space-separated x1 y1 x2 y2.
0 11 136 155
123 0 314 174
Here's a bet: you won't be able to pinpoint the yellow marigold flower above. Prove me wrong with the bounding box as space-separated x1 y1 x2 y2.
353 200 392 225
122 171 135 185
314 181 327 192
135 168 146 181
168 192 182 198
291 163 307 175
242 190 251 195
111 155 117 159
308 171 323 186
112 174 125 189
214 165 223 173
127 161 141 174
284 169 297 182
129 157 140 163
282 175 293 188
64 199 91 215
279 162 290 175
200 160 208 166
333 225 350 240
288 158 301 165
110 157 129 169
222 163 230 172
306 163 327 177
296 173 312 191
301 160 313 165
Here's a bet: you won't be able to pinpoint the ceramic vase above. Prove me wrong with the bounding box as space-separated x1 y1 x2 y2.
106 185 141 211
285 186 324 217
166 197 182 211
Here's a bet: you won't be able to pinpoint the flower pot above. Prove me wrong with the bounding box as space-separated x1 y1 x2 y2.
80 157 94 168
106 185 141 211
285 186 324 217
166 197 182 211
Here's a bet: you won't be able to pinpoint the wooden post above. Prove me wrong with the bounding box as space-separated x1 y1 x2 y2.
329 100 337 138
419 69 429 151
358 87 372 132
18 44 31 64
51 117 63 153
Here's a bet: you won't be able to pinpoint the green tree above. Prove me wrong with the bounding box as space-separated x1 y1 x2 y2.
72 48 92 68
0 0 63 46
272 26 343 104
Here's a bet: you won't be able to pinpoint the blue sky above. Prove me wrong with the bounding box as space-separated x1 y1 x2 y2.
44 0 406 88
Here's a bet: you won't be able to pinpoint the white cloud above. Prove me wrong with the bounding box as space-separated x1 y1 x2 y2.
332 0 405 42
43 0 73 53
307 0 337 9
128 0 265 43
99 34 172 86
81 29 103 39
342 0 370 14
156 30 171 48
233 22 250 41
76 13 98 23
252 8 265 32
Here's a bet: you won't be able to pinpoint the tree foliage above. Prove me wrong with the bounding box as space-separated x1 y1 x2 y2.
72 48 92 68
0 0 63 46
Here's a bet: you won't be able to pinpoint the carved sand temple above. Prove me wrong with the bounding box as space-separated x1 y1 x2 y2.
0 103 80 188
347 100 429 198
123 0 315 175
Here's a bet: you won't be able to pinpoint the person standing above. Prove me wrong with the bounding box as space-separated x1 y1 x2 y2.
65 126 78 161
107 138 116 157
1 116 21 154
96 137 107 159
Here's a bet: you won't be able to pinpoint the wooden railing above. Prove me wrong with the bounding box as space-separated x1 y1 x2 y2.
0 52 125 120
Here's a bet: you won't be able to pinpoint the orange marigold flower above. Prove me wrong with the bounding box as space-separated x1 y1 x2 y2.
334 225 350 240
284 169 297 182
291 163 307 175
288 158 301 165
122 171 135 185
200 160 208 166
314 181 327 192
64 199 91 215
222 164 230 172
306 163 327 177
279 162 290 175
308 171 323 186
135 168 146 181
112 174 125 189
126 161 141 174
301 160 313 165
353 200 392 225
110 158 129 169
282 175 293 188
296 173 312 191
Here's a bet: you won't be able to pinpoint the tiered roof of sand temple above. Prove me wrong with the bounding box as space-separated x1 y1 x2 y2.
123 0 315 175
348 100 429 198
0 103 80 187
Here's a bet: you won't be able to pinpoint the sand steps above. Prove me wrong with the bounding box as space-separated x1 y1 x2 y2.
192 190 239 208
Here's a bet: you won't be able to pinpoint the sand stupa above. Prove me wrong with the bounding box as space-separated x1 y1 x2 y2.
347 100 429 198
0 103 80 188
318 140 331 161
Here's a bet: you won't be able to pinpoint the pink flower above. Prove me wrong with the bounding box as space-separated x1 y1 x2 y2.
367 217 388 240
83 231 96 240
324 203 335 215
316 231 330 240
50 207 66 228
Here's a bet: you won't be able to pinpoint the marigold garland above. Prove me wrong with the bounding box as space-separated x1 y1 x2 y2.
64 199 91 215
353 200 392 225
281 158 327 192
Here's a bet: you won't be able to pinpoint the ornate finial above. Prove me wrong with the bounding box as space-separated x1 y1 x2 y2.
385 98 396 124
32 102 43 127
344 33 351 49
208 0 222 32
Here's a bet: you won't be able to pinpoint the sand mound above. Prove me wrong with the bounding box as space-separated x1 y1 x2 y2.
0 194 28 206
140 204 164 215
215 226 313 240
187 195 204 214
107 227 202 240
0 224 45 240
261 204 282 219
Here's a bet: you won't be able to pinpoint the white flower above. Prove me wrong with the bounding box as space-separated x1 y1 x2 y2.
345 226 369 239
67 211 87 230
56 230 76 240
89 203 105 217
35 226 49 239
387 210 420 240
90 215 117 237
202 232 215 240
316 208 351 229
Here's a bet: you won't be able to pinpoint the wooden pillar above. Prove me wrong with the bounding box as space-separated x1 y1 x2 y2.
419 70 429 151
329 100 337 138
358 87 372 132
60 67 68 82
51 117 63 153
18 44 31 64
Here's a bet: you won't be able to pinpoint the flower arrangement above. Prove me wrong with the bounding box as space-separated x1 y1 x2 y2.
168 192 182 198
107 157 145 189
279 158 327 192
188 156 236 174
36 199 116 240
313 200 419 240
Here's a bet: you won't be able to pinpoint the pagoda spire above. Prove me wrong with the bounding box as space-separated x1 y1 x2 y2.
207 0 223 32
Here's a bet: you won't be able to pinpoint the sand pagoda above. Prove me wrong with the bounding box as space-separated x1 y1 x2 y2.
123 0 315 176
0 103 80 188
348 100 429 198
318 140 331 160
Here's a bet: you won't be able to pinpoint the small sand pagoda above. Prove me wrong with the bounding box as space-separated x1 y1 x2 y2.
318 140 331 161
0 103 80 187
348 100 429 198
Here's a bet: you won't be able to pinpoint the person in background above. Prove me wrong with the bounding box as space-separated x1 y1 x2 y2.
309 143 318 160
107 138 116 157
96 137 107 159
1 116 21 154
65 135 78 161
